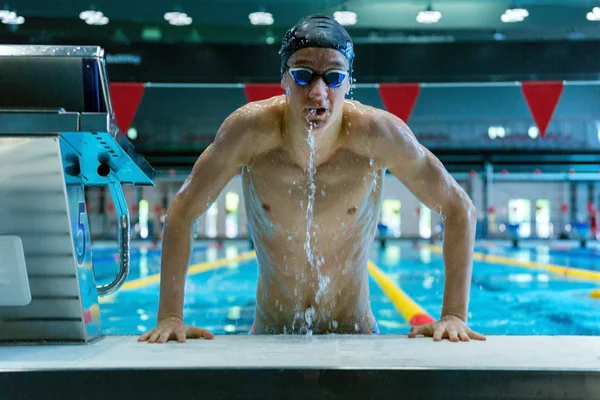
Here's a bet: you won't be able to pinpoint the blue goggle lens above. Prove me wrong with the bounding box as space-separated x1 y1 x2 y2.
289 68 347 88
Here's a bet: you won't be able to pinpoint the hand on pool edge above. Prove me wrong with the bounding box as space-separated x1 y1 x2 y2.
407 315 486 342
137 317 215 343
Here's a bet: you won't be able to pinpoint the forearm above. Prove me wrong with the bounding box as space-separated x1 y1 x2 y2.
157 209 195 321
440 204 477 322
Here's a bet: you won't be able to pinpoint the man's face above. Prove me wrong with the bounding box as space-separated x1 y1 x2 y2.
281 47 351 131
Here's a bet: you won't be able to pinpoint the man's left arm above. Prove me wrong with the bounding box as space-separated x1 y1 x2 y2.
370 112 486 342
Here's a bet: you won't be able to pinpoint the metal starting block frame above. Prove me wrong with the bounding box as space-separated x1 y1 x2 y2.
0 45 155 343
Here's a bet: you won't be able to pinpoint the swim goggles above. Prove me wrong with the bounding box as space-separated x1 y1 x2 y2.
287 67 348 88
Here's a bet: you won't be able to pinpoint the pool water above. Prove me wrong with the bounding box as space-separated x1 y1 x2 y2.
94 240 600 336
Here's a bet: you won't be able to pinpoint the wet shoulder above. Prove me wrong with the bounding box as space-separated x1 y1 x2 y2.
226 96 285 163
341 99 421 169
340 100 390 159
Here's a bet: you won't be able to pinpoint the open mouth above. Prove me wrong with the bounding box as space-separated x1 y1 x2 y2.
308 108 328 117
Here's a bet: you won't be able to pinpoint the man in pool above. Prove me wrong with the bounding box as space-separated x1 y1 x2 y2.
139 14 486 343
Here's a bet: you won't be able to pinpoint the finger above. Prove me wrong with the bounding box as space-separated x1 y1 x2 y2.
467 329 487 341
138 330 153 342
147 329 162 343
433 327 445 341
410 324 433 338
202 329 215 340
157 330 172 343
412 324 433 337
458 331 470 342
187 327 215 340
175 328 187 343
448 329 459 342
408 326 421 338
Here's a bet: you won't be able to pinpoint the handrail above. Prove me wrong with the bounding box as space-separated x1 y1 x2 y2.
96 171 130 295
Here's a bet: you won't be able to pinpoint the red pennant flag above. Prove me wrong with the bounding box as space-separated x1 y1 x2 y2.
378 83 421 122
244 84 285 102
109 82 146 133
521 81 564 138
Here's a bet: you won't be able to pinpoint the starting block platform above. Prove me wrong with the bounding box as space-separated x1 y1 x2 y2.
0 45 155 343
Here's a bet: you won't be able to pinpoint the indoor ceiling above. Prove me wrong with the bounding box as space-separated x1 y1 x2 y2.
2 0 600 43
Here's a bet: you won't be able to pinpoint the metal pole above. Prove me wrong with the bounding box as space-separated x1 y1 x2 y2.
484 162 494 237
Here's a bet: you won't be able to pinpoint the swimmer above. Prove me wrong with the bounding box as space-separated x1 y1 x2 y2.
138 14 486 343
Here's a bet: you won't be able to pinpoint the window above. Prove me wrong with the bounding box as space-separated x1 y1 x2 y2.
205 203 218 238
535 199 552 238
381 199 401 237
225 192 240 238
419 203 432 238
508 199 531 238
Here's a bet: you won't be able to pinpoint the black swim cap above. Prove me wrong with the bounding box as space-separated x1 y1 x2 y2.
279 15 354 76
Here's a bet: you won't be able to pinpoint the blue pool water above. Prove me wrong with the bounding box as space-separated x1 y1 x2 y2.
94 240 600 336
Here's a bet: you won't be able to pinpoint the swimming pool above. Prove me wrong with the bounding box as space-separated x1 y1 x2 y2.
94 240 600 336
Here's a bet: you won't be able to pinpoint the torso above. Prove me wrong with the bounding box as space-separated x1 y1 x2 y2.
243 99 386 334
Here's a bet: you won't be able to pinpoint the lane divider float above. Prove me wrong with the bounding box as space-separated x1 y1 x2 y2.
368 260 435 326
422 244 600 282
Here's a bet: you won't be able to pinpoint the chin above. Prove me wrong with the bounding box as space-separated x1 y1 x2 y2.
305 118 329 131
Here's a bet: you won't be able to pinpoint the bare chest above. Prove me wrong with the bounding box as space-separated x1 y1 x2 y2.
243 149 383 232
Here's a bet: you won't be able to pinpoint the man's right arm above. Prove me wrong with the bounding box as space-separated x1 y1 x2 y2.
139 104 264 343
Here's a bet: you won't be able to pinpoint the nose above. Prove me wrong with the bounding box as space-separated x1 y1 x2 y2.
307 77 328 101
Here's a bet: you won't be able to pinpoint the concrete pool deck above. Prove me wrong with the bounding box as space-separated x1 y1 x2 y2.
1 335 599 399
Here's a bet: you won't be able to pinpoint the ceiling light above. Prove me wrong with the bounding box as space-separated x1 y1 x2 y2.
249 11 274 25
501 7 528 23
79 10 97 20
507 8 529 18
334 11 357 26
488 126 505 139
501 13 522 23
127 127 138 140
80 10 109 25
164 11 192 26
528 126 539 139
587 7 600 21
3 15 24 25
417 6 442 24
0 10 14 19
1 10 24 25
